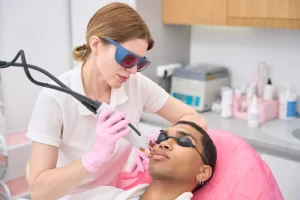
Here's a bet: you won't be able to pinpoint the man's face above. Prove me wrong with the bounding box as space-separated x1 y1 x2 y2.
148 123 205 183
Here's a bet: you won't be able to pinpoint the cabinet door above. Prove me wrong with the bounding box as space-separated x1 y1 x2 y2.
228 0 289 19
227 0 300 29
162 0 227 25
261 153 300 200
289 0 300 19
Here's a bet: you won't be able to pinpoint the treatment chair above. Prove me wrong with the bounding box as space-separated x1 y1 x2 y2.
116 129 284 200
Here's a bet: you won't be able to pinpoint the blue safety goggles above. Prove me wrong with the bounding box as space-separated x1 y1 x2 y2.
101 37 151 72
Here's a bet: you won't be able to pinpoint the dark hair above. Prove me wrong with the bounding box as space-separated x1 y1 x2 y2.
173 120 217 192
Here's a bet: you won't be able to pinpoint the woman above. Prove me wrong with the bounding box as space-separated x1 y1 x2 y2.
27 2 206 200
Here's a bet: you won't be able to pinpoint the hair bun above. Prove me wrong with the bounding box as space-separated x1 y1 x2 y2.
72 44 91 62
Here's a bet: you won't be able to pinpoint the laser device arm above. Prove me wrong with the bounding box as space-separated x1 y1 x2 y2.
0 50 141 137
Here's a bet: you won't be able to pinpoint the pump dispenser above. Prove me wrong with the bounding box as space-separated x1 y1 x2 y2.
263 78 274 101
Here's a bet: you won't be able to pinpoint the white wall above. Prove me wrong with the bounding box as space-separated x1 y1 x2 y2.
0 0 72 133
136 0 191 91
70 0 136 68
190 26 300 111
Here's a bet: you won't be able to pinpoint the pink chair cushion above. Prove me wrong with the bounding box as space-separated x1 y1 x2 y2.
116 129 284 200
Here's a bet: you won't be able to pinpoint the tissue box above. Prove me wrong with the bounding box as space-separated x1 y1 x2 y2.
232 96 278 124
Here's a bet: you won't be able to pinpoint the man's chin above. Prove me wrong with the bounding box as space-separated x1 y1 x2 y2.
148 165 173 179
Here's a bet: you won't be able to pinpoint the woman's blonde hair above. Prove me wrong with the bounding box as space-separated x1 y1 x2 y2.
72 2 154 62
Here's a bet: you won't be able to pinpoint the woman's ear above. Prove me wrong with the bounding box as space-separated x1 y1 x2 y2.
196 165 212 183
89 35 100 53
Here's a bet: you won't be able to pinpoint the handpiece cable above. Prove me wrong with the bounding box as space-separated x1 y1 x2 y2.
0 50 141 136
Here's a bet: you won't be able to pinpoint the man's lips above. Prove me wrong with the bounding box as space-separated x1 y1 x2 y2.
151 149 170 160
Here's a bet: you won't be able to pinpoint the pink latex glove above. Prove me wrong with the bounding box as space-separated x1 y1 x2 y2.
127 130 161 173
128 148 150 173
147 130 161 146
82 107 131 173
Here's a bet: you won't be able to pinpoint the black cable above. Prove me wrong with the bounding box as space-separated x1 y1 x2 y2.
0 51 100 113
0 50 141 136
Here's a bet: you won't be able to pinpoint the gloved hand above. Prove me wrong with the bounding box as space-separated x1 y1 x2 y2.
127 130 161 173
82 107 131 173
128 148 150 173
147 130 161 147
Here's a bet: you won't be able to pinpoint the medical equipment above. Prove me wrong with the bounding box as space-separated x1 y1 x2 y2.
171 64 229 112
0 50 149 150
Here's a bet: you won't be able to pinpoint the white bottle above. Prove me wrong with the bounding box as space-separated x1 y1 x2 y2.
246 84 256 110
221 88 233 118
248 95 259 128
279 84 297 120
263 78 274 101
257 62 269 98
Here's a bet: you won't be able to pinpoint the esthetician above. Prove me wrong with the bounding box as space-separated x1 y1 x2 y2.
26 2 206 200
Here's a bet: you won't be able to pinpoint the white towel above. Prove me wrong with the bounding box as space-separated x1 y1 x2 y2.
64 184 193 200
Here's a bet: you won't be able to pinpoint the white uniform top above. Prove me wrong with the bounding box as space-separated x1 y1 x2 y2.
16 185 193 200
68 184 193 200
27 66 169 199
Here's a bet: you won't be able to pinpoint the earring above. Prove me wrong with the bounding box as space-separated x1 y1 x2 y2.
94 51 98 57
198 179 204 185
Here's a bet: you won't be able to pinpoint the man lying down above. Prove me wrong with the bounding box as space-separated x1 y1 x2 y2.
73 120 217 200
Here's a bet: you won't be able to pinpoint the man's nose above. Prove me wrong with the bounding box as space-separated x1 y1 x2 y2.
126 65 137 74
158 139 173 150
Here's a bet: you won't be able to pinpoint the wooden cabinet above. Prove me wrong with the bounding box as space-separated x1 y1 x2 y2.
227 0 300 29
228 0 290 19
162 0 227 25
289 0 300 19
162 0 300 29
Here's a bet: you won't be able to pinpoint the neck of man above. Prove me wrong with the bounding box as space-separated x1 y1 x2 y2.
140 180 193 200
81 59 111 103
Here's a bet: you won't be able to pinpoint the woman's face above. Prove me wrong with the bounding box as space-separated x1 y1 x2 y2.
96 38 149 89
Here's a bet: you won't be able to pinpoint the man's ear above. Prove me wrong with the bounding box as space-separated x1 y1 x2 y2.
196 165 212 183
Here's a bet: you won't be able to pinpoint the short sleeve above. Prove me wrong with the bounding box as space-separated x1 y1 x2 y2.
27 89 63 147
139 74 169 113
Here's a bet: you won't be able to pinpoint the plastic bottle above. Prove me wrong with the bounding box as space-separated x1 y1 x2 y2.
246 84 256 110
221 88 233 118
257 62 269 98
263 78 274 101
279 84 297 119
248 95 259 128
